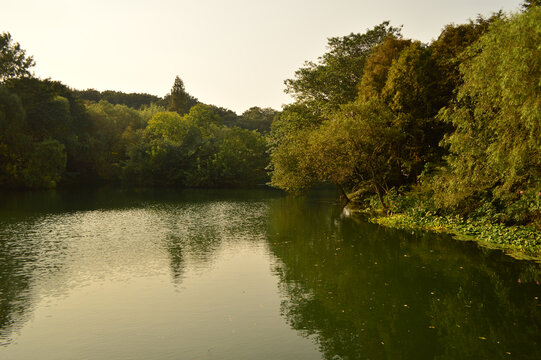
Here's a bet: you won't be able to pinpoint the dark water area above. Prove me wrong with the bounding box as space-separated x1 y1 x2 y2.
0 188 540 359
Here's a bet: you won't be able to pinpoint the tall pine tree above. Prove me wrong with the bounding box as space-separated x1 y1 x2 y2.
167 76 198 115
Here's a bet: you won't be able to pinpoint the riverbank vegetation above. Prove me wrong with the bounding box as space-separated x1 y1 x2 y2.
364 189 541 259
267 4 540 255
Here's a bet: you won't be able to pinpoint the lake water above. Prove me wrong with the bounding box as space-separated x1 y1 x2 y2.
0 188 540 359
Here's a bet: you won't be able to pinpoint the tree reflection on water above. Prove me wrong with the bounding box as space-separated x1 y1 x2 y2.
266 195 541 359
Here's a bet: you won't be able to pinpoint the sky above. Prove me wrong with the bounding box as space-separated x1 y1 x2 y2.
1 0 523 114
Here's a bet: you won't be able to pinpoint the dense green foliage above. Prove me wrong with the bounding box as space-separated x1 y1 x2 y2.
284 22 401 114
0 77 92 187
270 6 540 232
0 37 271 189
74 88 162 109
237 107 277 133
123 104 268 187
433 8 540 220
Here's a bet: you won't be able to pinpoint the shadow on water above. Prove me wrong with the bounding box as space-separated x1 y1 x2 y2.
0 187 283 218
265 194 541 360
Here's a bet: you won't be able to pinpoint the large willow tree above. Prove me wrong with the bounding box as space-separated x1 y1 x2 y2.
434 7 541 212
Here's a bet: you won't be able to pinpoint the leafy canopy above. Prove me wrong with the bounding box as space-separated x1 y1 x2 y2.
0 33 35 82
435 8 541 210
284 22 401 113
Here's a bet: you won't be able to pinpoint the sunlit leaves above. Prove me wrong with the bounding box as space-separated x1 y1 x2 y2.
435 8 541 214
284 22 401 112
358 36 411 101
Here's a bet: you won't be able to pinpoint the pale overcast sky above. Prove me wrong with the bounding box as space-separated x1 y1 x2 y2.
1 0 523 114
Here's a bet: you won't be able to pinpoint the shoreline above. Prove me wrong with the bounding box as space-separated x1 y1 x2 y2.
346 206 541 263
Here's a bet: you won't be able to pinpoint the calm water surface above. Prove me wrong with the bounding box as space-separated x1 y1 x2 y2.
0 188 540 359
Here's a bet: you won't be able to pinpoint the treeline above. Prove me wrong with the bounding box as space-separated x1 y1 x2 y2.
1 3 539 226
74 89 162 110
269 3 540 226
0 35 277 188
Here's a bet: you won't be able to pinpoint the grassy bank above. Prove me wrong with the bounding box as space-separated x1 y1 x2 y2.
351 208 541 262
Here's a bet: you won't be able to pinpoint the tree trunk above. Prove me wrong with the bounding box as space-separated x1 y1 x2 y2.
373 183 386 209
338 184 350 203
